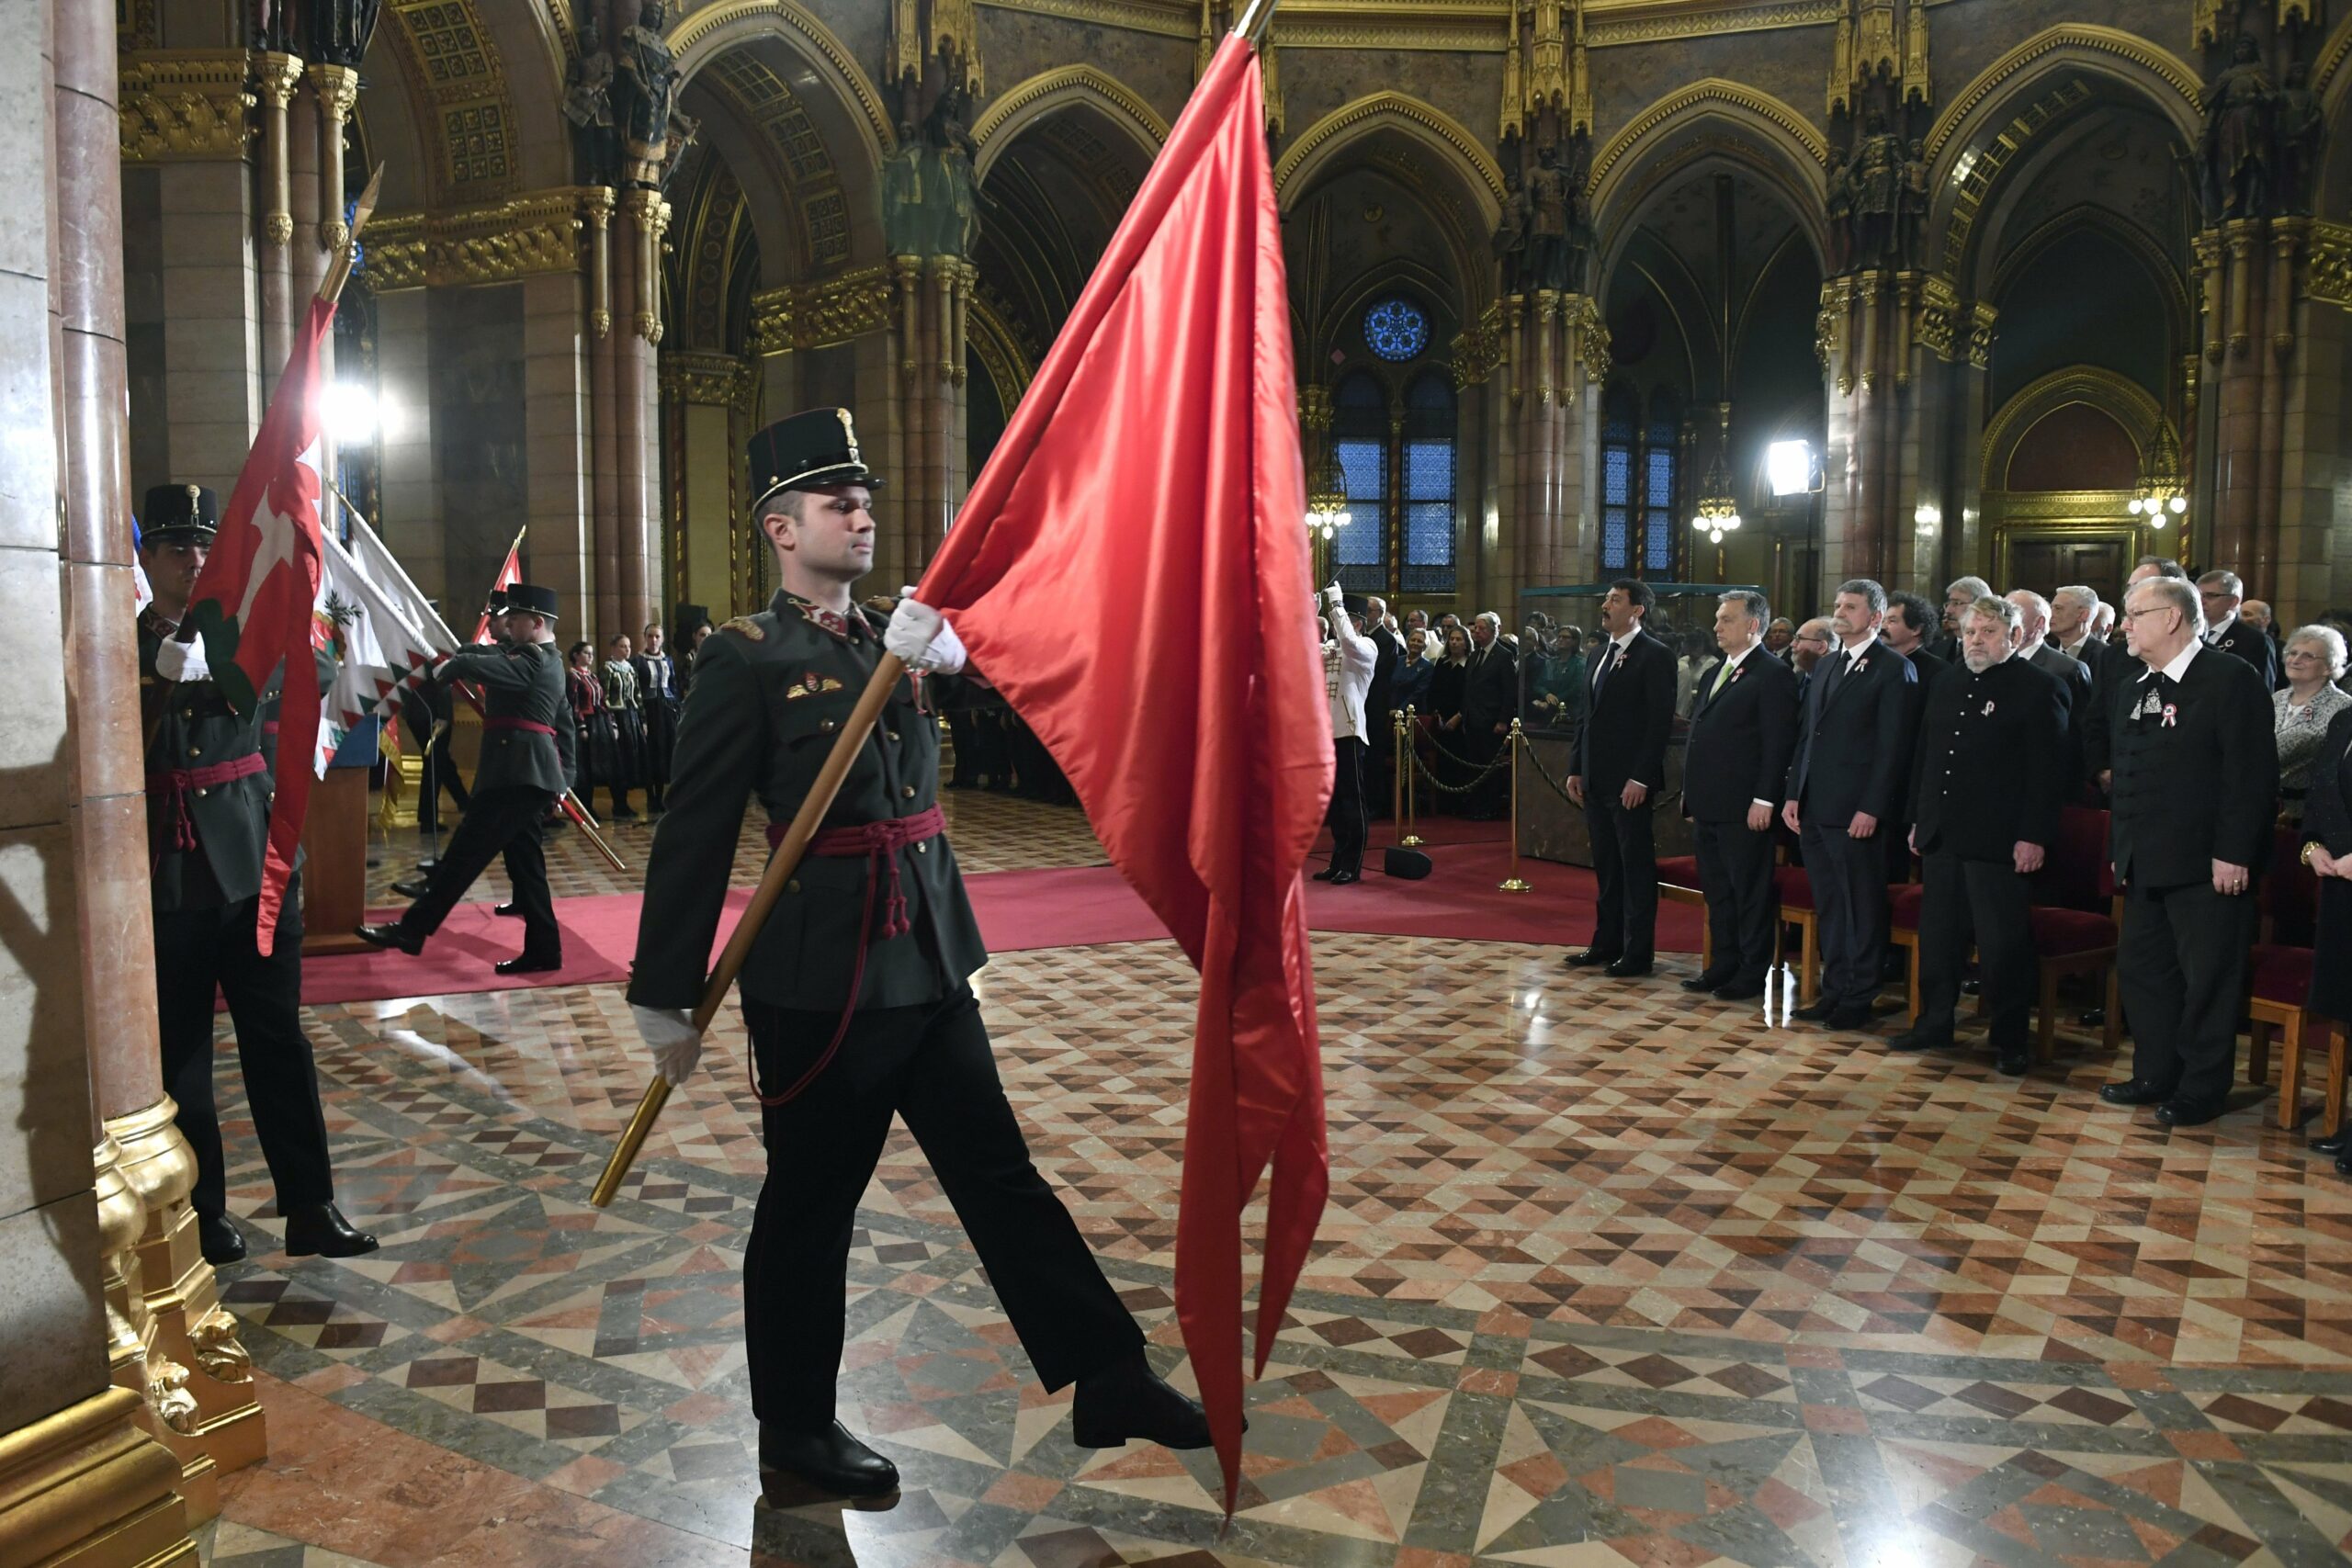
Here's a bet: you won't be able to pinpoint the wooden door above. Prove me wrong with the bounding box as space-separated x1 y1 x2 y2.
1998 529 2134 604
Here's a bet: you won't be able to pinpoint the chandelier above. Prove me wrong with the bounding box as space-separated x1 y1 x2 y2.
1691 405 1740 546
2126 423 2188 524
1306 450 1352 542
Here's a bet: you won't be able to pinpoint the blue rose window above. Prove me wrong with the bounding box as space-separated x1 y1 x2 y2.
1363 298 1428 362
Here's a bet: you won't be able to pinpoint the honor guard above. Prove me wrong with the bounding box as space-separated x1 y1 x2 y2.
358 583 568 973
139 483 378 1267
628 409 1211 1500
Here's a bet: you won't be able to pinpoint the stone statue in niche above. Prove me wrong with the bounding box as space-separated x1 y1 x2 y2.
563 17 621 188
254 0 296 55
616 0 680 179
2199 32 2273 220
881 79 981 257
659 113 701 194
1491 160 1532 295
1559 130 1594 292
1825 150 1855 275
1898 138 1929 271
1848 111 1906 268
2273 59 2324 216
308 0 380 66
1523 141 1572 293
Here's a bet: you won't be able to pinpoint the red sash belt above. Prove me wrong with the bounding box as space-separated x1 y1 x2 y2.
146 751 266 851
484 716 558 738
752 806 947 1108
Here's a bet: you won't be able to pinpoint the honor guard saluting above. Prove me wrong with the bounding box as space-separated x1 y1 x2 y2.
628 409 1210 1499
139 483 378 1267
357 584 568 973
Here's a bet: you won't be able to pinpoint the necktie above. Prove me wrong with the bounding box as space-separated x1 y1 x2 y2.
1591 642 1616 703
1707 656 1736 701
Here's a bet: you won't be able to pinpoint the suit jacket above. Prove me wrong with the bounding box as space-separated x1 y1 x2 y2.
444 641 570 796
1365 626 1403 733
1908 656 2068 860
1574 628 1676 795
1683 645 1800 824
2064 635 2123 780
629 592 986 1011
2301 705 2352 858
1463 641 1517 736
2206 617 2280 690
2027 641 2093 788
1784 637 1919 827
2107 646 2279 887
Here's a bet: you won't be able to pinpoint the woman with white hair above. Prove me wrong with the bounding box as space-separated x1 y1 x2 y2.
2277 624 2352 821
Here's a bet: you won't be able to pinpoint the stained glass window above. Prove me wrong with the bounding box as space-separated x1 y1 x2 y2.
1600 384 1638 573
1331 373 1390 591
1402 373 1455 594
1644 397 1679 576
1363 298 1429 362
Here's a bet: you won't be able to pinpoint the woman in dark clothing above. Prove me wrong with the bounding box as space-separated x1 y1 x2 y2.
629 623 681 814
1425 623 1473 812
2301 705 2352 1170
565 641 605 805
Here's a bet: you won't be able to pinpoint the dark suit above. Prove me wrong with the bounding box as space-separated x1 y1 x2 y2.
2108 647 2279 1108
1907 657 2069 1050
1463 639 1517 818
1784 637 1920 1010
1574 628 1676 964
1365 626 1403 813
2300 708 2352 1022
1887 645 1948 881
2062 635 2122 791
2206 616 2279 690
1684 646 1800 984
2026 642 2094 795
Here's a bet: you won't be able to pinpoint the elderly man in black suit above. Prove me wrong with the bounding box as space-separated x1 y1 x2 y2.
1681 590 1800 1000
1929 575 1993 664
1566 579 1677 976
2100 575 2279 1126
2009 588 2092 792
2196 569 2281 689
1891 596 2069 1075
1782 579 1919 1030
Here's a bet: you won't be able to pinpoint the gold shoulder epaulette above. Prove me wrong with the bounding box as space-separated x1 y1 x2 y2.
720 615 766 642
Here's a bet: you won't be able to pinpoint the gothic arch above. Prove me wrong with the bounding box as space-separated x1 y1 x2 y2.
1273 93 1506 230
1587 83 1830 295
971 66 1168 183
1980 365 2168 492
668 0 896 175
1924 25 2201 174
1988 205 2192 353
2313 11 2352 216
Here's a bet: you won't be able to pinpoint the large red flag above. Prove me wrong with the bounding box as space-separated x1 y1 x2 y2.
915 36 1329 1509
179 295 334 954
471 528 525 645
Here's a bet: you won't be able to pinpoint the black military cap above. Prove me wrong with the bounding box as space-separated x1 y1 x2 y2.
748 407 881 513
485 587 511 615
1341 591 1373 618
141 483 220 545
505 582 560 622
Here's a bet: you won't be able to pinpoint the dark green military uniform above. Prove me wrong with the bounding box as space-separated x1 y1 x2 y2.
626 407 1140 1444
141 604 341 1234
630 592 985 1010
368 626 569 965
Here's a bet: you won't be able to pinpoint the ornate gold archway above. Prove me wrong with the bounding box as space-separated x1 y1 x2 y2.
970 66 1168 183
1273 93 1506 227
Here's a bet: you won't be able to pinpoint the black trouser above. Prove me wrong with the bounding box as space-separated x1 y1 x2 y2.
396 786 560 957
1467 727 1506 817
2120 879 2256 1107
1327 736 1368 875
741 987 1142 1432
1917 852 2035 1050
1692 815 1774 982
154 874 334 1219
1584 791 1659 963
944 710 976 786
1802 818 1888 1010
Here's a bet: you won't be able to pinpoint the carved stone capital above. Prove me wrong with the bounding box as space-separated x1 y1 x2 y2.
119 50 257 162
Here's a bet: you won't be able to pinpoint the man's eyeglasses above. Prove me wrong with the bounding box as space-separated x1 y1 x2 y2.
2122 606 2175 621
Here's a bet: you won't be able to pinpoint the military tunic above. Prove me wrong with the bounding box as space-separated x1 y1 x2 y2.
140 608 339 1221
626 589 1136 1436
387 639 568 960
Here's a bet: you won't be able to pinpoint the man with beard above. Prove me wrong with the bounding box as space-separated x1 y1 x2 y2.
1889 595 2067 1074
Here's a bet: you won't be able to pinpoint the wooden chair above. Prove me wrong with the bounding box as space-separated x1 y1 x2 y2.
2026 806 2122 1064
1655 855 1709 971
2255 827 2324 1129
1772 865 1818 1004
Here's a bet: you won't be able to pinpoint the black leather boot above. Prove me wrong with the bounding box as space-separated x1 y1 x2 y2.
758 1421 899 1498
198 1212 245 1265
283 1203 379 1258
1071 1353 1216 1450
355 922 422 955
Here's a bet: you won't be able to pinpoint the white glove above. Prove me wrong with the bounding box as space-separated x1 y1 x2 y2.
884 592 967 674
1321 582 1345 609
154 636 210 683
633 1004 702 1088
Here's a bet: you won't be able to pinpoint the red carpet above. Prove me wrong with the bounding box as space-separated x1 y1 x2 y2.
308 840 1698 1008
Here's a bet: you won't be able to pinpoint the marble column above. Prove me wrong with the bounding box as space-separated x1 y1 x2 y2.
2211 220 2266 579
156 159 263 495
54 0 263 1519
0 0 198 1559
1489 290 1599 602
525 270 593 638
374 288 442 600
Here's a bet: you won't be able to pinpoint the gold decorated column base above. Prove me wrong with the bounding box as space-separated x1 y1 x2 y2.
0 1388 195 1568
107 1099 266 1521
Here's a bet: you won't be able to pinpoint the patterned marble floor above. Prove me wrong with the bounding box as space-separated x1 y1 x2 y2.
205 795 2352 1566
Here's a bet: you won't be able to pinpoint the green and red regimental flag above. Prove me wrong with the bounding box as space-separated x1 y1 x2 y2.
177 294 336 954
914 34 1329 1512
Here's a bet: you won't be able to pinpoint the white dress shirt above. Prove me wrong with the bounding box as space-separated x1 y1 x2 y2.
1323 612 1378 743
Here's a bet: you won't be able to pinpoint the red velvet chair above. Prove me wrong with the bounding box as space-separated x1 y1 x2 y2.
1773 865 1818 1005
2026 806 2121 1063
1655 855 1709 970
2255 827 2326 1131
